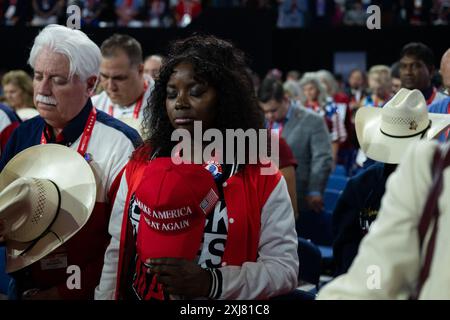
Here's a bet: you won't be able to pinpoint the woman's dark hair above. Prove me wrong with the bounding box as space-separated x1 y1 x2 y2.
137 34 264 159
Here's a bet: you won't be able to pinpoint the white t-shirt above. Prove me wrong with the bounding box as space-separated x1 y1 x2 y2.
91 76 154 121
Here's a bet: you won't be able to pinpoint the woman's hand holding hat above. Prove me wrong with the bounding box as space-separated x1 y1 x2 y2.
146 258 211 298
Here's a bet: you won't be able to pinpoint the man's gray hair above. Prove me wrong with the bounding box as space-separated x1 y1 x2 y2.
28 24 101 81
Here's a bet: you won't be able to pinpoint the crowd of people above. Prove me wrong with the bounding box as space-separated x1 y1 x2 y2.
0 0 203 28
2 0 449 28
277 0 450 28
0 22 449 301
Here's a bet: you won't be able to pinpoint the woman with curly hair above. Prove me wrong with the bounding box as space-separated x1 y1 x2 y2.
95 35 299 300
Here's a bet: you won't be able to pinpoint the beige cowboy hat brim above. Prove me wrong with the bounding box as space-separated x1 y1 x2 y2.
356 107 450 164
0 144 96 273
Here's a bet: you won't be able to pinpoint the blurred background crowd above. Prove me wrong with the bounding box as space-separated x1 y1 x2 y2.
0 0 449 28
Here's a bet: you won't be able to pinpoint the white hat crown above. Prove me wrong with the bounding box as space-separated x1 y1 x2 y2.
380 88 430 137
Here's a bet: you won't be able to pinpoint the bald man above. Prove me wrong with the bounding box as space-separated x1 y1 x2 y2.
429 49 450 141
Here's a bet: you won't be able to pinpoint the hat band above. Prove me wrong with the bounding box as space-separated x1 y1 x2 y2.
380 120 432 139
19 180 62 257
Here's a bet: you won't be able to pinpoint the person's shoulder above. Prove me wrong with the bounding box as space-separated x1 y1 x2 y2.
95 110 142 148
130 144 153 163
349 162 385 186
125 144 154 180
382 141 440 194
3 116 43 149
240 162 282 184
16 115 45 131
0 103 19 123
408 140 441 172
291 104 321 120
429 96 450 114
90 91 108 106
434 90 448 103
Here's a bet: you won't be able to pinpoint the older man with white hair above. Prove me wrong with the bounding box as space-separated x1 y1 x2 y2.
0 24 141 300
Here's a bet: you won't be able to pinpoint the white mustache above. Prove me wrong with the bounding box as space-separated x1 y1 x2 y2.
36 94 57 106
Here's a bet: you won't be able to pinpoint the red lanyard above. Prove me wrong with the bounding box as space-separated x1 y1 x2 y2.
108 81 148 119
426 88 437 106
41 107 97 157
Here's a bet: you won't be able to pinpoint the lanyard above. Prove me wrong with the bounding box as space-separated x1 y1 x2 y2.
108 81 148 119
41 107 97 158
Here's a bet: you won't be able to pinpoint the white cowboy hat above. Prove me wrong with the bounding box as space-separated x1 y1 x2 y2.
0 144 96 273
119 117 143 137
356 88 450 164
16 108 39 121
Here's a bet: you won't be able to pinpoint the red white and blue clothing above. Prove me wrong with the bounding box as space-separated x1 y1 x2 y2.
304 97 347 144
0 99 142 299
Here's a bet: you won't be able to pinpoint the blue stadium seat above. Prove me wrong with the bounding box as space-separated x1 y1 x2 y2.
333 165 347 176
326 175 349 191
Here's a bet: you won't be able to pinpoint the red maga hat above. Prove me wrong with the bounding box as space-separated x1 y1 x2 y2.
135 157 219 262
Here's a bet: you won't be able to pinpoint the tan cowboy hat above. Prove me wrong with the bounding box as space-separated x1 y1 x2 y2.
16 108 39 121
0 144 96 273
119 117 143 137
356 88 450 164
